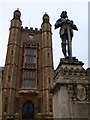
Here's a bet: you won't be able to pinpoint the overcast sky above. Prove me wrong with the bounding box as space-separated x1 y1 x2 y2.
0 0 89 69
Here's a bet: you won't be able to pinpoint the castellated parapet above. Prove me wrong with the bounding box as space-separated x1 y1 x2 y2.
21 26 42 33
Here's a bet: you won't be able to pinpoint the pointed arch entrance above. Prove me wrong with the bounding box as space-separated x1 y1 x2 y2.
22 100 34 120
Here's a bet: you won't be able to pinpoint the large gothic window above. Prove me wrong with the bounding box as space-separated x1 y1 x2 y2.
25 48 36 64
22 70 36 88
21 47 37 89
22 101 34 120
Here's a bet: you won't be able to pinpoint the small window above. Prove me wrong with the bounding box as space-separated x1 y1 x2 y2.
38 97 41 113
4 97 8 112
49 98 52 112
48 53 49 58
50 105 52 112
48 78 50 84
37 79 39 86
13 33 15 37
11 50 13 55
8 76 10 82
47 36 48 40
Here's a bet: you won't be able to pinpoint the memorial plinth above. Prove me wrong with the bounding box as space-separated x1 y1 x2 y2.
51 57 90 118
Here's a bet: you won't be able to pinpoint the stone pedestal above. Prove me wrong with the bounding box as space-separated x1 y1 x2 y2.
51 57 90 119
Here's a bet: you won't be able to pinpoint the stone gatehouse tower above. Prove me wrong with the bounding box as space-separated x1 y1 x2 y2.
2 9 54 120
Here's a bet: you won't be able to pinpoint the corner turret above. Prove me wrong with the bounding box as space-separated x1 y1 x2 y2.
2 9 22 119
42 12 49 23
41 13 53 118
13 8 21 20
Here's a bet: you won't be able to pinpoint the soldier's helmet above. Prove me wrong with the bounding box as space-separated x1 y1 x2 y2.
60 11 68 18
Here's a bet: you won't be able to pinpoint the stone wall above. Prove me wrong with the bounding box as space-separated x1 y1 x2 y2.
53 86 70 118
0 67 4 120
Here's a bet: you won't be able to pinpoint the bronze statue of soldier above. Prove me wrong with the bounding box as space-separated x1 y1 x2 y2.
54 11 78 58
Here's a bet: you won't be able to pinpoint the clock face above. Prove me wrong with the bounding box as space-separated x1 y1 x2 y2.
75 84 86 101
28 34 33 39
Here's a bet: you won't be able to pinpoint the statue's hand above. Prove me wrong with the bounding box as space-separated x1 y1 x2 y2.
73 25 78 31
54 22 60 29
66 20 73 25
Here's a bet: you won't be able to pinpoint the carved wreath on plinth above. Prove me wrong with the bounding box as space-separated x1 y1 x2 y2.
68 84 88 101
75 84 86 101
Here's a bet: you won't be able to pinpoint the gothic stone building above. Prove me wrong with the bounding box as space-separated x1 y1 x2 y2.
2 9 54 120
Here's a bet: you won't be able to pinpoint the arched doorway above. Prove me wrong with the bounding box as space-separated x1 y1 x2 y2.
22 100 34 120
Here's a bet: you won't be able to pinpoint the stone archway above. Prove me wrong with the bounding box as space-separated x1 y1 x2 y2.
22 100 34 120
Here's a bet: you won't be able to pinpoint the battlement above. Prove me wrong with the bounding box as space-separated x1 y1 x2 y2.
21 26 42 33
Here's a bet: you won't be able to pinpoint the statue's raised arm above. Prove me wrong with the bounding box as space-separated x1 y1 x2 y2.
54 11 78 58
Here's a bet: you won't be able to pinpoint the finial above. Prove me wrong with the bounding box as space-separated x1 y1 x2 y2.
14 8 21 20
